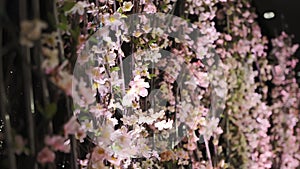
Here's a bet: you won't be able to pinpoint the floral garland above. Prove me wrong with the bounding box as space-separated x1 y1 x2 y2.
35 0 227 168
215 0 273 168
14 0 300 169
270 32 300 169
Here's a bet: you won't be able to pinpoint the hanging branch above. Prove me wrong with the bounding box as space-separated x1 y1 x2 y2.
114 0 127 115
32 0 50 104
19 1 38 169
53 0 65 59
32 0 56 168
59 1 79 169
32 0 51 124
66 96 79 169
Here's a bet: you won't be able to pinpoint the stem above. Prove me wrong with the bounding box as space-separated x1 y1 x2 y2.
226 111 231 165
151 58 155 149
114 0 117 12
66 96 79 169
226 14 230 34
32 1 55 168
53 0 65 58
114 0 126 114
32 0 51 111
203 135 213 168
131 39 135 82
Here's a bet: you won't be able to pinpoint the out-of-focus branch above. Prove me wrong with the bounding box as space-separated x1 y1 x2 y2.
19 0 38 168
0 5 17 168
66 96 79 169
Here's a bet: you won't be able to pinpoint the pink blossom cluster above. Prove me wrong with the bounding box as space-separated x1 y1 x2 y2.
24 0 300 168
270 32 300 169
215 0 274 168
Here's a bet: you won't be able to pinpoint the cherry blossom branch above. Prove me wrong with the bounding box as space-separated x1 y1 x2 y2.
114 0 126 113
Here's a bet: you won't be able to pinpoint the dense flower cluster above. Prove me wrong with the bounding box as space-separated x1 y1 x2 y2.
215 0 274 168
269 32 300 169
13 0 300 169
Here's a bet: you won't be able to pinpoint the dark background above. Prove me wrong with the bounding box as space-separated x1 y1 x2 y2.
254 0 300 43
254 0 300 84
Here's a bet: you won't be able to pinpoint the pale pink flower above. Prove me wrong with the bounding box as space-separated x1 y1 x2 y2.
111 130 131 147
143 3 157 14
97 123 114 145
65 1 90 15
37 147 55 164
107 156 122 167
64 116 80 137
103 13 122 26
122 1 134 12
81 120 94 132
75 127 87 143
89 67 106 84
14 135 27 155
44 135 70 153
91 146 108 162
122 75 150 106
90 104 111 118
20 19 47 47
154 120 173 131
184 141 197 151
176 149 189 159
79 159 89 167
130 75 150 97
224 34 232 41
41 48 59 74
51 70 73 96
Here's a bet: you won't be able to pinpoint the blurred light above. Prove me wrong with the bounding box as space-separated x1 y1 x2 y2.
263 11 275 19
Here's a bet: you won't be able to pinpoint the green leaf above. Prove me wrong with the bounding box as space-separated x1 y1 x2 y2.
149 73 157 79
62 1 76 12
44 103 57 119
148 39 157 45
47 13 56 29
59 13 68 24
79 116 89 121
70 26 80 42
37 103 57 119
57 23 69 31
110 66 120 72
113 85 121 91
89 36 99 44
117 7 123 13
36 104 44 114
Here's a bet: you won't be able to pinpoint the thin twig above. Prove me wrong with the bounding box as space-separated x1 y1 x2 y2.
114 0 127 115
204 135 213 168
53 0 65 58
